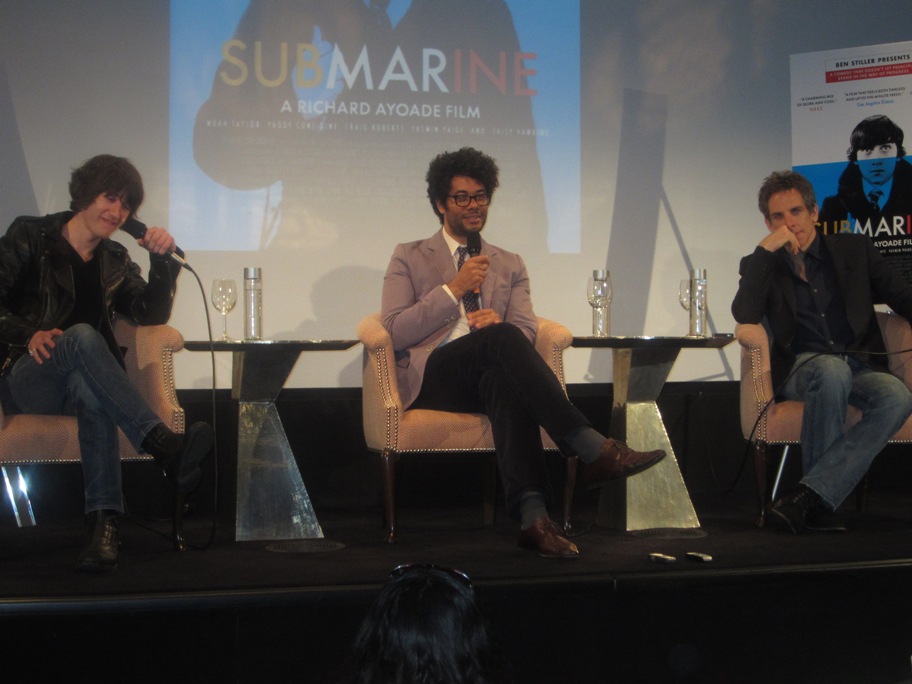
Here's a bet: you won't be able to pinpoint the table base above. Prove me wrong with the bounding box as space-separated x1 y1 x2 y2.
597 401 701 532
236 402 323 541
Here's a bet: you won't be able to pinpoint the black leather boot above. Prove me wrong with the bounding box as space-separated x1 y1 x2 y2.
142 422 213 494
75 510 120 573
142 422 213 551
768 485 822 534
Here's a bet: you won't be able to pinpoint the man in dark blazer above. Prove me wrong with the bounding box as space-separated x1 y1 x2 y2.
732 170 912 533
381 147 664 558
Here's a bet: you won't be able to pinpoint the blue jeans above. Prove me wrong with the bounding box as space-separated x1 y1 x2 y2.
781 352 912 510
6 324 163 514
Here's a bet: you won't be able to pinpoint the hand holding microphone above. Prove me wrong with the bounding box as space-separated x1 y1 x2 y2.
451 233 488 299
121 218 189 268
460 232 500 330
467 232 482 295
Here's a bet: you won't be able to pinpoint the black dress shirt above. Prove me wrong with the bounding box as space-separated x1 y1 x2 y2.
785 237 854 356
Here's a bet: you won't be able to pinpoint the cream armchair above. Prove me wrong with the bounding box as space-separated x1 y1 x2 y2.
736 310 912 526
358 313 578 543
1 319 185 530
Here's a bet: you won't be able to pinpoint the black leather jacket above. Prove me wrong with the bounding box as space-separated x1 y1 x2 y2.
0 212 182 373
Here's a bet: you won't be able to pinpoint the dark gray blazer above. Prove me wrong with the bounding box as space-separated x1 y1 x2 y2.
732 230 912 390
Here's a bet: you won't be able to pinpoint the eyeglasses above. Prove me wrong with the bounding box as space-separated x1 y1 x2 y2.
389 563 473 589
448 192 490 207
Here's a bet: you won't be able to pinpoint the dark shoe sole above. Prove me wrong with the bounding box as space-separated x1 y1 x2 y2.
622 450 666 479
805 518 848 533
767 506 803 534
805 524 847 533
585 451 666 490
518 542 581 560
75 556 118 573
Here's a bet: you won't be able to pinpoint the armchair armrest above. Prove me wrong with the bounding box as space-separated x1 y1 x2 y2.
534 317 572 390
357 313 403 450
734 323 775 440
114 319 185 433
877 311 912 392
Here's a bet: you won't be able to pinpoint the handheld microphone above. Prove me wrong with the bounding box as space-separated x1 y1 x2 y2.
466 232 481 295
466 231 481 257
121 218 188 268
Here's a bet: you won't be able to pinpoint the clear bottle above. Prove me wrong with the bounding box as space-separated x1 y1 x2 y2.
244 267 263 340
688 268 707 337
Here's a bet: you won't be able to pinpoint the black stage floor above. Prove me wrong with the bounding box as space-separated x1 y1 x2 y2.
3 486 912 683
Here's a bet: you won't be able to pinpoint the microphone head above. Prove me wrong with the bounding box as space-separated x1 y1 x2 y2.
466 231 481 256
121 217 147 240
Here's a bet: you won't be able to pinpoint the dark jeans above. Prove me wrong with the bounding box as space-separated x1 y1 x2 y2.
6 324 162 514
410 323 590 519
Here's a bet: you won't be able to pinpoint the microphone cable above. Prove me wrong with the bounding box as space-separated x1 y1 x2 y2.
126 257 222 551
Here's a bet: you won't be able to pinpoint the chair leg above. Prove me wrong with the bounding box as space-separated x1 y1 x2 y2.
2 465 36 527
561 456 578 534
769 445 791 503
172 491 187 551
380 449 398 544
752 441 770 528
855 473 871 512
482 454 497 526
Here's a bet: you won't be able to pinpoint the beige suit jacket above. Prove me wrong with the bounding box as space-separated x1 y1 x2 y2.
380 229 538 408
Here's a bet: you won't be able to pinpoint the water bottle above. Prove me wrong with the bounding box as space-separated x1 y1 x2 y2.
244 267 263 340
688 268 707 337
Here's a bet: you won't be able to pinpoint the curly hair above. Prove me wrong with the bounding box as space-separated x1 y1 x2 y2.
69 154 144 217
757 170 817 221
426 147 500 223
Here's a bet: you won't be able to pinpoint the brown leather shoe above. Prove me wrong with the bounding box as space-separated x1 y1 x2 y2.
583 439 665 489
518 517 580 559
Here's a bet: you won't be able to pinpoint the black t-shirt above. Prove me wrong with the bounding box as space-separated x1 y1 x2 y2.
62 244 104 331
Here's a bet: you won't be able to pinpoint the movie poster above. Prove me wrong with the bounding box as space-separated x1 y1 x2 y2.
791 40 912 281
169 0 580 255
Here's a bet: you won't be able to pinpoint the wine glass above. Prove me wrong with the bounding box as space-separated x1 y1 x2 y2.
211 279 237 341
587 272 612 337
678 279 692 313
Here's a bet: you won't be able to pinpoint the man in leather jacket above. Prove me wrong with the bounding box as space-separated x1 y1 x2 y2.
0 155 213 572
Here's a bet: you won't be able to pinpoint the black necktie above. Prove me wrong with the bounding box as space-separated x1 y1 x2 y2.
456 246 480 314
368 0 392 30
868 189 884 210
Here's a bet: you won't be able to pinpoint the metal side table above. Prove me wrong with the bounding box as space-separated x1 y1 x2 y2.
572 334 733 534
184 339 357 541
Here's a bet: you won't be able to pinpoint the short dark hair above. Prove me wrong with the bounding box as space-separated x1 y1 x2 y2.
69 154 144 216
757 170 817 221
426 147 499 223
847 114 906 161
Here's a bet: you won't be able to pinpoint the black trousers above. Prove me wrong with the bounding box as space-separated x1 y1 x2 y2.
410 323 590 520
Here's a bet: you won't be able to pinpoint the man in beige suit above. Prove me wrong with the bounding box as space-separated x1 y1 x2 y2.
380 147 665 558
